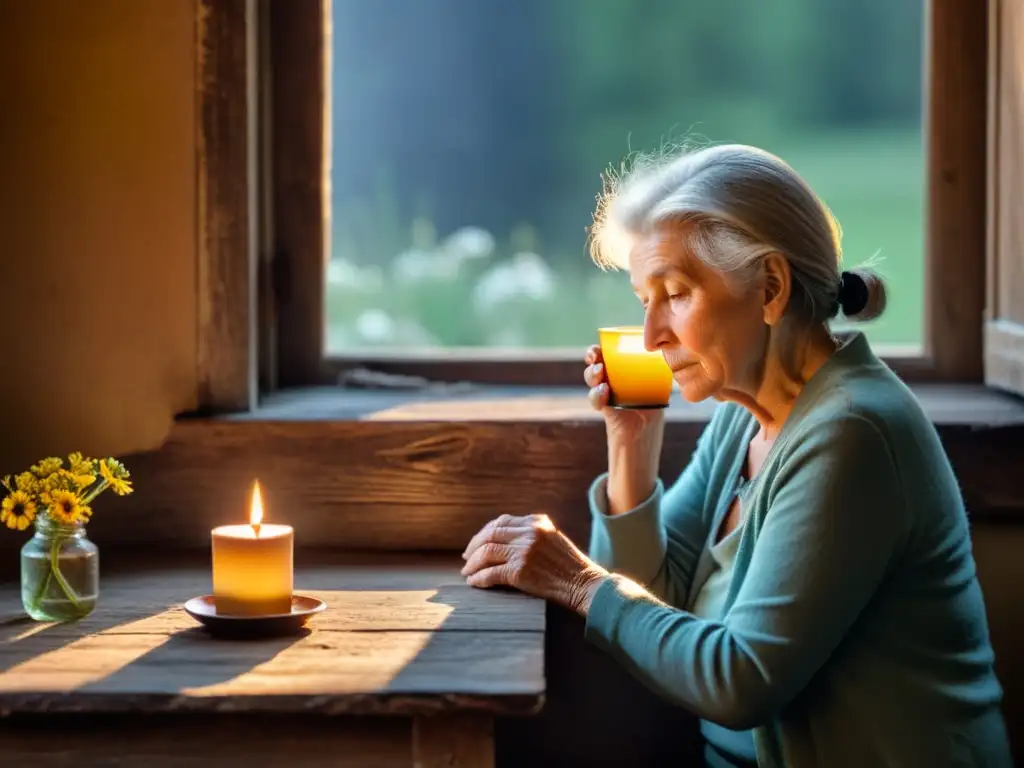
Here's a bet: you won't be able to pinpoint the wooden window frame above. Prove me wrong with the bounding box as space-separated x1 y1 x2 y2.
195 0 260 412
985 0 1024 394
194 0 991 409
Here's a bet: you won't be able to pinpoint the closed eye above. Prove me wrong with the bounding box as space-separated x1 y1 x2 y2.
665 280 691 301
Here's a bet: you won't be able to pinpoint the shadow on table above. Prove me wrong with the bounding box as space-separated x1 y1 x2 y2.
383 583 542 709
76 625 311 696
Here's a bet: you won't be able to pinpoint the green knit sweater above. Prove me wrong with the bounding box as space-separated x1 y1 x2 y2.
586 332 1012 767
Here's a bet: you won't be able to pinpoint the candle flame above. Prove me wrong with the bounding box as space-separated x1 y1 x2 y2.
250 480 264 529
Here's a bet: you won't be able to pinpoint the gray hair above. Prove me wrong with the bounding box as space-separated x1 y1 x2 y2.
588 143 887 329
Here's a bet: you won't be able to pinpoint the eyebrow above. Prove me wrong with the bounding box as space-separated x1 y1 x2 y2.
631 265 689 292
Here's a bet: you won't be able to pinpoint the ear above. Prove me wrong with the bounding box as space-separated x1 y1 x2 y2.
762 252 791 326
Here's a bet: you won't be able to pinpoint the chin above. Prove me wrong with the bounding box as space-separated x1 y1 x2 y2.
674 370 719 404
676 381 715 404
677 389 708 404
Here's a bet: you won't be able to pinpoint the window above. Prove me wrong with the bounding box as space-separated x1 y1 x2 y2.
253 0 988 399
328 0 926 353
183 0 1023 565
986 0 1024 395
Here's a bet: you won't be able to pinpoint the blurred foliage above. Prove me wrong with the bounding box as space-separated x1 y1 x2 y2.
327 0 926 350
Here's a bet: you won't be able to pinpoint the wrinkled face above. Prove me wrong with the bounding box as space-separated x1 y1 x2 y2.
629 227 770 403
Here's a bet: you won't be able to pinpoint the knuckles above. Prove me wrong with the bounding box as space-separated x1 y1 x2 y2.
472 513 558 584
480 542 505 561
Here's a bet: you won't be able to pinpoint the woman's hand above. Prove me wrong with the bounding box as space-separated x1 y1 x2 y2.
584 344 667 443
461 513 608 615
584 344 665 514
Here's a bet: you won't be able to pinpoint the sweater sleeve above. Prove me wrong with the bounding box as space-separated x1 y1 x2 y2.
584 414 909 731
587 412 719 607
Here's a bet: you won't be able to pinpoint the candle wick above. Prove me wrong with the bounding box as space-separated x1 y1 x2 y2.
253 523 261 538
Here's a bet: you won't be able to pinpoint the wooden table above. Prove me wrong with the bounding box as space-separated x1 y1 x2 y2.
0 553 545 767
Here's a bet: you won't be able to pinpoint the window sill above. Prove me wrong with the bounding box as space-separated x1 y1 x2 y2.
23 383 1018 565
230 386 718 423
220 383 1024 428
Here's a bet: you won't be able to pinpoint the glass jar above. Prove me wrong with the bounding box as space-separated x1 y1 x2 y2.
20 515 99 621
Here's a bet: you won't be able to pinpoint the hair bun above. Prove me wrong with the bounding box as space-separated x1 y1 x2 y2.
839 269 887 322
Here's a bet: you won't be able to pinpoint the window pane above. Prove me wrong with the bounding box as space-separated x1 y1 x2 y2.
326 0 925 352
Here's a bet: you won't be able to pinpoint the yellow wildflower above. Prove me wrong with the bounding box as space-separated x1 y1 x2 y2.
2 453 131 532
48 490 91 525
3 473 41 502
60 468 96 491
38 487 54 507
30 457 63 478
37 473 65 506
68 452 96 477
99 458 133 496
34 466 89 504
1 491 36 531
14 471 39 495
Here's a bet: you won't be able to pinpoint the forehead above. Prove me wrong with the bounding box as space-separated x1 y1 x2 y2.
628 227 701 289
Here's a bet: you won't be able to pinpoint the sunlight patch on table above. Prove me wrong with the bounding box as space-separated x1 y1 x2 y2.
0 632 171 690
301 589 455 631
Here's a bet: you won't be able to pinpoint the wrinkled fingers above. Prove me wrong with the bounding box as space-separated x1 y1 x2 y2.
464 563 514 589
462 515 530 560
460 542 519 577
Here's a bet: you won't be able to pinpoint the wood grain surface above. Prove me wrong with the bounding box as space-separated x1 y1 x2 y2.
0 554 545 717
59 383 1024 561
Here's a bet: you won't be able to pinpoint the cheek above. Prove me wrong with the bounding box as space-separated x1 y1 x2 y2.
666 301 729 393
670 298 719 363
671 293 761 381
717 298 769 375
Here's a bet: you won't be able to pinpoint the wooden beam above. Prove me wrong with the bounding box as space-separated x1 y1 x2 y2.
196 0 258 412
925 0 990 381
412 714 495 768
0 716 413 768
270 0 328 388
986 0 1002 328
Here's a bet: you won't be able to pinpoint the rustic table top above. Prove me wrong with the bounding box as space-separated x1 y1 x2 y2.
0 552 545 717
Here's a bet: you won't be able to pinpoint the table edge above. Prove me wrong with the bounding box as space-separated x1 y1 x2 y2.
0 690 546 718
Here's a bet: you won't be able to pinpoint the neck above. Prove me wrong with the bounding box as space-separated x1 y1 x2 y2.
723 327 837 439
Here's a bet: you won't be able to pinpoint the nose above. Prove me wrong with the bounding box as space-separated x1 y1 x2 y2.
643 302 675 353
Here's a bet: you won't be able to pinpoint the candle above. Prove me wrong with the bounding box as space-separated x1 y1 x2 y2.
598 326 674 407
211 480 294 616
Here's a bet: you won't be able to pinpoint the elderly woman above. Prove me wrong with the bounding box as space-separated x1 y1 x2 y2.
461 145 1012 767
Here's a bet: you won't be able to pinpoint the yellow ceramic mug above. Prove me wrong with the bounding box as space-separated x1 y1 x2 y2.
597 326 674 408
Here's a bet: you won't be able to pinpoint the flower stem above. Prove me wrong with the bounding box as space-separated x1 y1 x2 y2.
82 479 108 506
48 535 85 614
28 561 52 614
